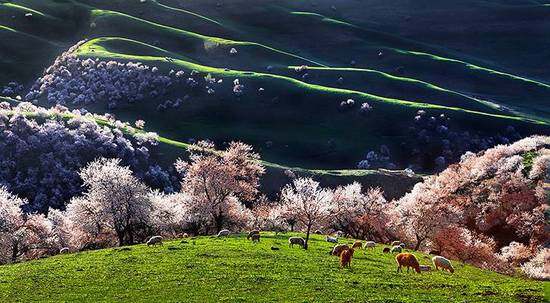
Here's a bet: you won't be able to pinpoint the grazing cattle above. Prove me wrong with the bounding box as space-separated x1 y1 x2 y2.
383 247 391 253
332 244 350 256
247 230 260 240
340 248 355 268
390 246 402 253
432 256 455 273
391 241 401 246
364 241 376 249
396 253 421 273
352 240 363 249
147 236 163 246
326 236 338 243
288 237 305 248
250 233 261 243
217 229 230 237
59 247 70 254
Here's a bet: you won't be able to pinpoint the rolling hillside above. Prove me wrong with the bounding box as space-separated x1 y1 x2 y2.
1 0 549 175
0 233 546 302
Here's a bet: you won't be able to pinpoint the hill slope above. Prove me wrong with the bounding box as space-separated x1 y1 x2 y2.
0 233 546 302
1 0 549 174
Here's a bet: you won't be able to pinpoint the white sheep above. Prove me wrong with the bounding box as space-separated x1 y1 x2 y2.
364 241 376 249
288 237 305 248
390 245 402 253
217 229 230 237
59 247 70 254
391 240 401 246
326 236 338 243
147 235 163 246
432 256 454 273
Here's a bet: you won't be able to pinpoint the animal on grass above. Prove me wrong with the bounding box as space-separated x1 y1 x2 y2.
390 245 402 253
326 236 338 243
419 265 432 272
396 253 421 273
383 247 391 253
332 244 350 256
250 233 261 243
217 229 230 237
432 256 455 273
399 243 406 249
59 247 69 254
247 230 260 240
391 241 401 246
340 248 355 268
147 236 163 246
364 241 376 249
288 237 305 248
352 240 362 249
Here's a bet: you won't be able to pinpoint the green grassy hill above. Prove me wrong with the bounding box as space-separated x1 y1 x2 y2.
0 233 546 302
1 0 549 175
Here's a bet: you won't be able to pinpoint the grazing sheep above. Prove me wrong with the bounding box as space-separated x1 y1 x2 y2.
352 240 363 250
147 236 163 246
391 246 402 253
383 247 391 253
396 253 421 273
399 243 406 249
429 250 441 255
340 248 355 268
182 233 189 238
250 233 261 243
247 230 260 240
217 229 230 237
335 231 344 238
59 247 70 254
419 265 432 272
432 256 454 273
314 230 323 235
391 241 401 246
332 244 350 256
326 236 338 243
288 237 305 248
364 241 376 249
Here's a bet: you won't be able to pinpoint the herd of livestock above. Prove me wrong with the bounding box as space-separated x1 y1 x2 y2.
142 230 455 275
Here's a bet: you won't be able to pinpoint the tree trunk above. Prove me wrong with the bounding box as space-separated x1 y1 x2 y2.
414 235 424 251
11 241 19 263
304 224 312 250
214 214 224 234
116 229 125 247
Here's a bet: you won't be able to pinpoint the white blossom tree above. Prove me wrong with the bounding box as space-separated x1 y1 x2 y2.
69 158 153 246
280 178 333 249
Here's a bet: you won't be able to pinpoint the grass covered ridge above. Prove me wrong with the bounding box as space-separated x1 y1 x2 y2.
0 233 545 302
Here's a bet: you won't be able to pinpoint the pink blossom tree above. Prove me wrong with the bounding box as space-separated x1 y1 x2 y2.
176 141 264 234
329 183 388 240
